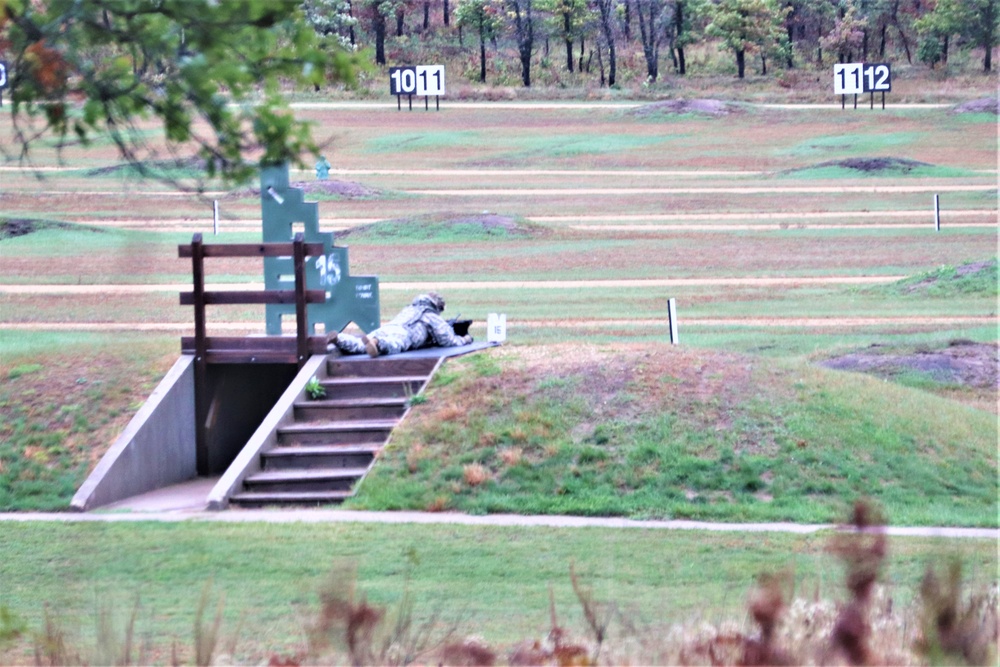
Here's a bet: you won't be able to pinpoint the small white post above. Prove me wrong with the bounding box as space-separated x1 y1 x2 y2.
213 200 220 235
934 194 941 232
667 298 679 345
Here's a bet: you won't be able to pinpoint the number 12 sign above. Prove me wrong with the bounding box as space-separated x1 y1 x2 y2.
834 63 891 95
389 65 446 96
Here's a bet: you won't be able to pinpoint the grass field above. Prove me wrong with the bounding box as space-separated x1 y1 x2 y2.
0 520 996 664
0 83 997 662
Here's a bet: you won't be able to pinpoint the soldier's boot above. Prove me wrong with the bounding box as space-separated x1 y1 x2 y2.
362 334 380 358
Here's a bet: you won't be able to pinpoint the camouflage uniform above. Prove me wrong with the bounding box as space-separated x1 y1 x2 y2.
330 292 472 357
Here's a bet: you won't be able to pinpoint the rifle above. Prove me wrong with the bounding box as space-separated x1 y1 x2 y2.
447 314 473 337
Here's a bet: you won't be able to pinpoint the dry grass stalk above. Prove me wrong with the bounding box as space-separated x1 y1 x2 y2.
500 447 523 466
917 559 999 666
193 582 225 667
463 463 489 487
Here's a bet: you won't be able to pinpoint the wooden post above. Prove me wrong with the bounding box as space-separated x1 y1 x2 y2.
293 232 309 366
190 233 210 475
213 200 219 235
934 194 941 232
667 298 679 345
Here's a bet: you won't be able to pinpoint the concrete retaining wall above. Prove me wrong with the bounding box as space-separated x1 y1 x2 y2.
71 356 198 511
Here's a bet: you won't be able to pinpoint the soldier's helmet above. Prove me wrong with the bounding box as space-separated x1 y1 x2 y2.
427 291 446 312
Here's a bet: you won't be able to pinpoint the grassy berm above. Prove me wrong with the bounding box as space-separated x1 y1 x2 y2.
347 344 997 527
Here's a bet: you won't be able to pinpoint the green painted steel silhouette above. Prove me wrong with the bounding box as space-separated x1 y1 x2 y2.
261 164 380 335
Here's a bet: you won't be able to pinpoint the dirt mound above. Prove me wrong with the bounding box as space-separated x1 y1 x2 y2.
338 213 540 240
630 99 743 117
820 340 998 389
289 180 379 198
809 157 931 173
230 180 379 199
85 157 207 177
0 219 90 239
951 97 999 114
895 259 997 295
1 219 40 239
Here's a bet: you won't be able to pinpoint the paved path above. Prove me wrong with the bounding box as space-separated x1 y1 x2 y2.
284 101 955 111
1 509 994 539
3 317 993 332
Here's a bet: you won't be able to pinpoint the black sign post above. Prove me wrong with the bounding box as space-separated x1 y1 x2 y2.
834 62 891 110
390 65 445 111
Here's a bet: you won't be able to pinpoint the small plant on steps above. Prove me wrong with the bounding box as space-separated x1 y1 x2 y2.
305 376 326 400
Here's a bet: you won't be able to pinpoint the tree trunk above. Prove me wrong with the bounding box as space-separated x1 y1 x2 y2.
785 6 794 68
348 0 356 46
579 35 585 72
597 0 616 86
444 0 450 26
760 51 767 76
596 41 605 85
879 23 887 58
675 0 686 74
423 1 430 30
374 10 386 65
479 20 487 82
980 0 997 72
623 0 631 41
636 0 658 80
736 49 745 78
396 8 405 36
565 12 574 72
513 0 534 86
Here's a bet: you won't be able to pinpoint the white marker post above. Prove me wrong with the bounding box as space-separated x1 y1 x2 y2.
487 313 507 343
213 200 220 235
934 194 941 232
667 298 679 345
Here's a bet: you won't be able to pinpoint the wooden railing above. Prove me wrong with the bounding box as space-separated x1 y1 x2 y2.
179 232 332 472
178 232 329 366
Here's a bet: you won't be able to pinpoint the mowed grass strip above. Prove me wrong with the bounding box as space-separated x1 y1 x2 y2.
348 344 997 527
3 221 997 284
0 521 995 664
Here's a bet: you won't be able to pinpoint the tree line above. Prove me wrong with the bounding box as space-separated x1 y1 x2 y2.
1 1 996 184
305 0 999 86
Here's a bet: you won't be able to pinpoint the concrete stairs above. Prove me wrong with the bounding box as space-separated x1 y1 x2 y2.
229 355 439 507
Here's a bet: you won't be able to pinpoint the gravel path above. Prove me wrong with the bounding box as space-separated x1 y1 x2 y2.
0 509 994 539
